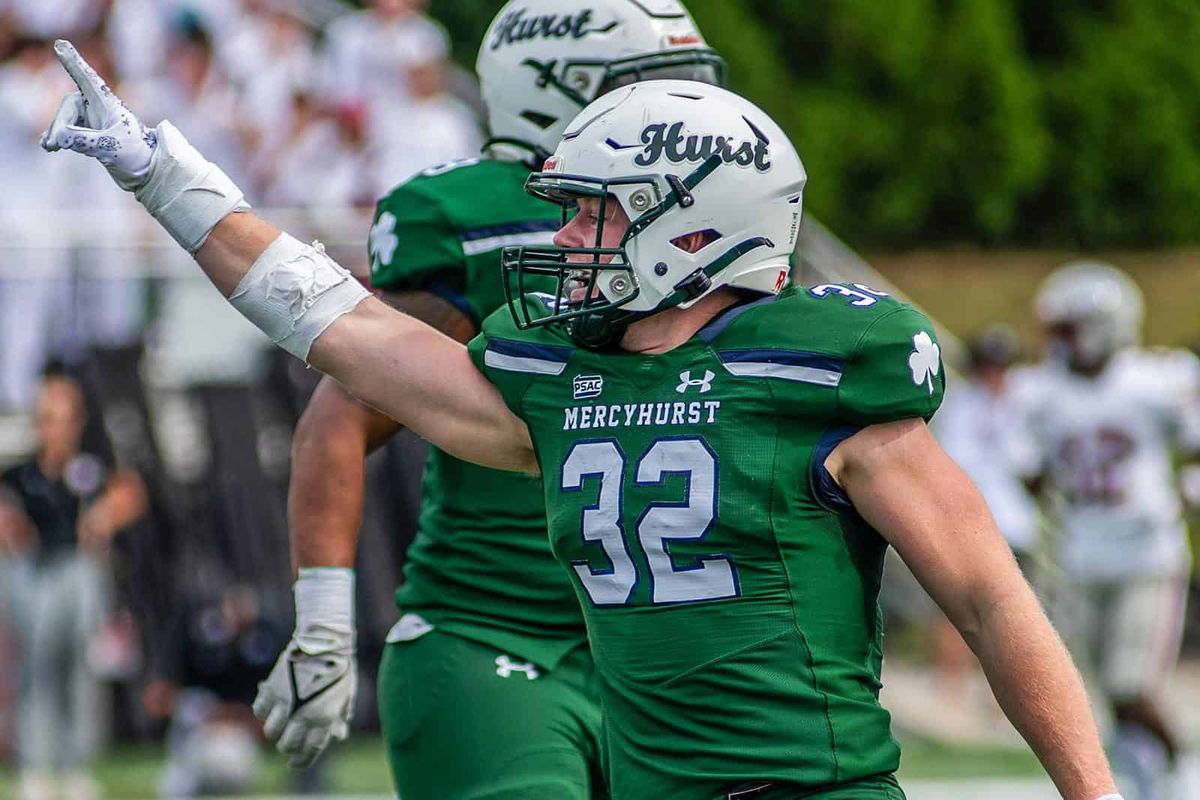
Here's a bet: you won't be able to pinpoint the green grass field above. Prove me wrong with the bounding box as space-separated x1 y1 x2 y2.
0 734 1044 799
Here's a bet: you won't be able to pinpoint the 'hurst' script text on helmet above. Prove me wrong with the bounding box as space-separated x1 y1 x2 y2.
635 122 771 172
490 8 614 50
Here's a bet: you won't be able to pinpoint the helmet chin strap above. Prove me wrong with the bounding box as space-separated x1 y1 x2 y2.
568 306 644 350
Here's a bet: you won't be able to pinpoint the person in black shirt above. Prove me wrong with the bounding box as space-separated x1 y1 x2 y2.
0 364 146 800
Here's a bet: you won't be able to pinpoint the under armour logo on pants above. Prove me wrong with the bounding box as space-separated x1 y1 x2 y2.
495 655 540 680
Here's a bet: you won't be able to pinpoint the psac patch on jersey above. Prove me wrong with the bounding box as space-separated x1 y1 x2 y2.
572 374 604 400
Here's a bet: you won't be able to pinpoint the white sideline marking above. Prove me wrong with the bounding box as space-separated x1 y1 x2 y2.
192 783 1059 800
903 778 1057 800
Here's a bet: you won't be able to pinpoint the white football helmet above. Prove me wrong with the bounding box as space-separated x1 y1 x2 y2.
1035 260 1144 371
477 0 724 165
503 80 807 347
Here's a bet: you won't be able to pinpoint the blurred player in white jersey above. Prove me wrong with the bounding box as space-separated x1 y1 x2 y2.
1012 260 1200 799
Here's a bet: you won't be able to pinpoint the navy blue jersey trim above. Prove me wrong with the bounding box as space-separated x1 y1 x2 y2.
810 426 861 512
425 282 480 328
486 337 573 363
460 219 561 243
717 349 845 373
696 293 777 344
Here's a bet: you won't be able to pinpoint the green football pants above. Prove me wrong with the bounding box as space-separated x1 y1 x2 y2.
378 630 606 800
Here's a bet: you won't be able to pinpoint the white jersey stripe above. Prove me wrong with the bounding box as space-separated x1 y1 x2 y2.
462 231 557 256
484 349 568 376
721 361 842 387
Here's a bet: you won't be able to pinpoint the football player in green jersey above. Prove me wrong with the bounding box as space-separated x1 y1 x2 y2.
46 44 1122 800
263 1 723 796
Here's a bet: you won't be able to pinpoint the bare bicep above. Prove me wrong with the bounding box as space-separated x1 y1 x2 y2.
311 298 536 473
826 420 1020 627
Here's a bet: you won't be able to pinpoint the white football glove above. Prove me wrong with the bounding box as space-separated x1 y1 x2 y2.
253 568 357 769
40 39 156 191
40 38 248 252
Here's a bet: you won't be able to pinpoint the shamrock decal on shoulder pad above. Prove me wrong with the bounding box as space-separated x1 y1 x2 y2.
908 331 941 395
369 211 399 273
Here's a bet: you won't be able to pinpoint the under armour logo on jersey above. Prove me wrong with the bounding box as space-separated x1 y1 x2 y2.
676 370 715 394
495 655 539 680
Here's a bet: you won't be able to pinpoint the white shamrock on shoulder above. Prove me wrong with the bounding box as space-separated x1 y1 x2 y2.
908 331 941 395
369 211 399 272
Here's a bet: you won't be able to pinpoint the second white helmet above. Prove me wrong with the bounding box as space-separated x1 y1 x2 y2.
477 0 724 165
1035 260 1144 369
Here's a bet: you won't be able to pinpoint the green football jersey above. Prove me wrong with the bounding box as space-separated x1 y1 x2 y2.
370 158 585 668
469 284 946 799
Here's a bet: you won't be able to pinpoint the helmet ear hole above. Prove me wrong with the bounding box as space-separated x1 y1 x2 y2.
669 229 722 254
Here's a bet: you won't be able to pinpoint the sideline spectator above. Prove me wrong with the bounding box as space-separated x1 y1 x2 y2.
320 0 449 113
129 14 253 193
0 35 74 411
0 362 148 800
143 584 291 797
368 53 481 196
224 2 320 159
257 91 374 209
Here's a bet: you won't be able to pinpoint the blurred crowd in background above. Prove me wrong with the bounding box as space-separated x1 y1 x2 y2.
0 0 481 412
0 0 475 785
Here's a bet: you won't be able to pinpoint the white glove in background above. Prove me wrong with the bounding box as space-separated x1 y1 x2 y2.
252 568 357 769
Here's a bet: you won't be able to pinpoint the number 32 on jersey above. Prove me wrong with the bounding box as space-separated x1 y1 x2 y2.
560 436 739 607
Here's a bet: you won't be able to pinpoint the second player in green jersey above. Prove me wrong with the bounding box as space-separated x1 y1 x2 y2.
371 158 582 664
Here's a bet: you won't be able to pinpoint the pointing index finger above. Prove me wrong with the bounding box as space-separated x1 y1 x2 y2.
53 39 110 127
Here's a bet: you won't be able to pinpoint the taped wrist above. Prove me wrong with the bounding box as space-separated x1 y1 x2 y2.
294 567 355 645
229 234 371 362
134 120 249 253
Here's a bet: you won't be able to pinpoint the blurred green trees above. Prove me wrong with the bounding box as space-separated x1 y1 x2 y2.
427 0 1200 248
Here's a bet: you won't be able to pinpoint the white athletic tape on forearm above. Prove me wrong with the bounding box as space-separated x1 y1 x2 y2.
295 567 355 633
229 234 371 362
133 121 249 253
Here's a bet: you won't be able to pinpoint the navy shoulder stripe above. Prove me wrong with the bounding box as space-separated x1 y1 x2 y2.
484 338 572 376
